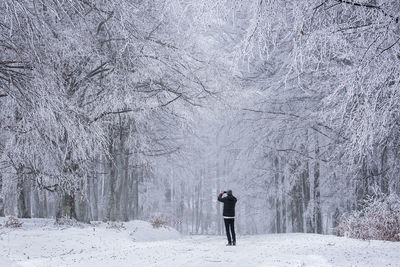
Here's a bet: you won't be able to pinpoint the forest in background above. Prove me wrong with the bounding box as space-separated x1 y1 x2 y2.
1 0 400 237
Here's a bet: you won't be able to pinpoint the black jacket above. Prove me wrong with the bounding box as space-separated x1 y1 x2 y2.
218 193 237 217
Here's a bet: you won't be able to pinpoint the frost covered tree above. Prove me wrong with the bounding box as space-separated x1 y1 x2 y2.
0 0 213 221
218 0 400 234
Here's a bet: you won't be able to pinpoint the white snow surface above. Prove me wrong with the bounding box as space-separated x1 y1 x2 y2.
0 218 399 267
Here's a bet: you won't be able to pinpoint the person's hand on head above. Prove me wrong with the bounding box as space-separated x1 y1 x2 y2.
221 190 225 194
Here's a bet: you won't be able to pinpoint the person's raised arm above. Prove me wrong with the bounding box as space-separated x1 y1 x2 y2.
218 190 225 202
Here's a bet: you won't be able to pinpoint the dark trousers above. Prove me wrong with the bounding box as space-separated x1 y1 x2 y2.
224 218 236 244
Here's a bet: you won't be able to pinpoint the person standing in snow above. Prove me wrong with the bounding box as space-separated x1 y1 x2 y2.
218 190 237 246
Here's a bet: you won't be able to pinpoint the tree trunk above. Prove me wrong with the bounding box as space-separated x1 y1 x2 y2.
106 137 116 221
56 192 76 220
313 137 322 234
380 146 388 194
0 172 4 216
281 174 286 233
17 174 30 218
132 167 139 219
274 156 281 233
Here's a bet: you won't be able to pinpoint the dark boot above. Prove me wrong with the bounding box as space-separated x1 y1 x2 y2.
226 242 232 246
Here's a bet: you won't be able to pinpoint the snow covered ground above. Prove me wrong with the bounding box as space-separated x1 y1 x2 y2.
0 218 399 267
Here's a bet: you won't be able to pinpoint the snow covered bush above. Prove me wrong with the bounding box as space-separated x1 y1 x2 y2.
336 194 400 241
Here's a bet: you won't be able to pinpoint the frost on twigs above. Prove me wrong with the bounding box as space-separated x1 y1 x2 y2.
106 221 126 231
5 216 23 228
336 194 400 241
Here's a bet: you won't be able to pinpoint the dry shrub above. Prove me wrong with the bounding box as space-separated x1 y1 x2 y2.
55 216 79 226
151 217 167 229
5 216 23 228
336 194 400 241
90 221 102 227
106 221 126 230
90 221 102 231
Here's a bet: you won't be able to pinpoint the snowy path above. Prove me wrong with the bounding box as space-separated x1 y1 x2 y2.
0 220 399 267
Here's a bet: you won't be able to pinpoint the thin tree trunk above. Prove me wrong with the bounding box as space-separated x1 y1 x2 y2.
313 136 322 234
274 156 281 233
0 172 4 217
106 137 116 221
